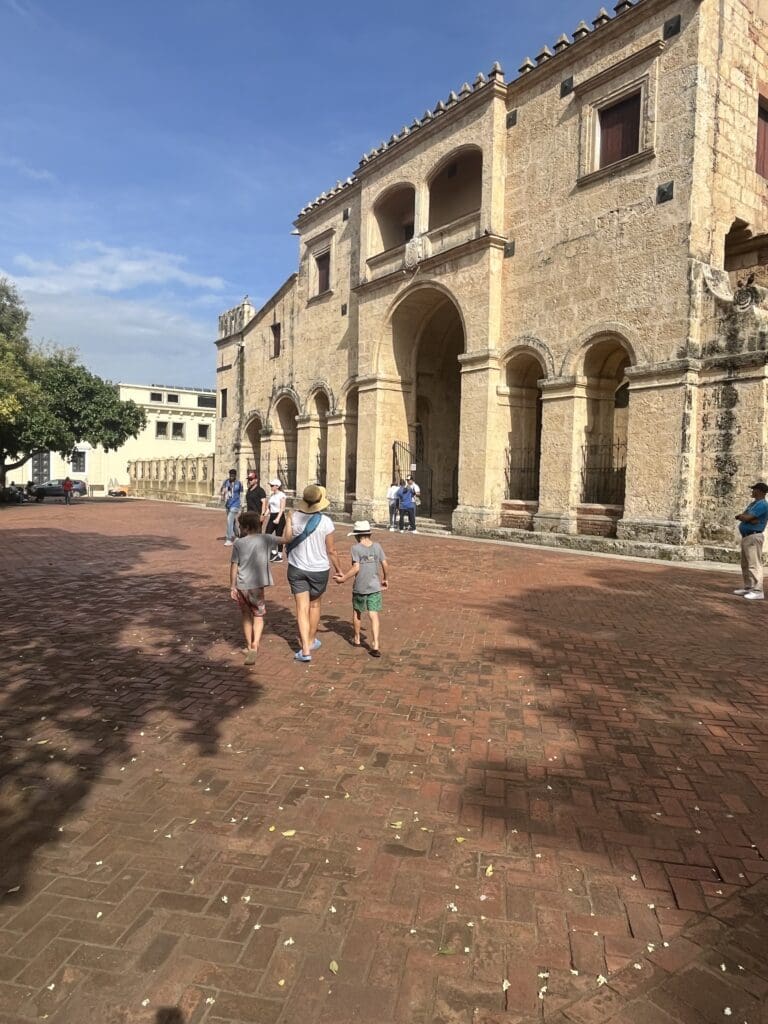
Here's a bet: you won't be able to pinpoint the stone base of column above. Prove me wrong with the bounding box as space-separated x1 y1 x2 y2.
351 497 390 526
533 510 579 535
616 518 696 546
452 504 502 534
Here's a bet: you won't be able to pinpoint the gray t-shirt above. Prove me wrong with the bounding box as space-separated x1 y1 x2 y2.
351 542 385 595
231 534 278 590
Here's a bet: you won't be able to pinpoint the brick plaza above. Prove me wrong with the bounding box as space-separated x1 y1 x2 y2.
0 500 766 1024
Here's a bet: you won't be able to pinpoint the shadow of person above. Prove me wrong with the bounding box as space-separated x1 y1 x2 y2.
155 1010 185 1024
320 613 358 645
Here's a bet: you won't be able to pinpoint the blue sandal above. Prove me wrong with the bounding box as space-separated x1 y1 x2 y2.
294 651 312 663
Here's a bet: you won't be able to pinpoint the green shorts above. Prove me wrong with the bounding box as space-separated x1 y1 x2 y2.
353 591 383 613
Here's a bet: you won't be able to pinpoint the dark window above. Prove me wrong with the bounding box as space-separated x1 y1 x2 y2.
599 93 641 169
71 451 86 473
757 99 768 179
403 222 415 242
271 322 282 357
166 393 179 404
150 391 162 402
315 252 330 294
220 389 228 419
156 421 168 438
197 394 216 409
198 423 210 441
172 422 184 439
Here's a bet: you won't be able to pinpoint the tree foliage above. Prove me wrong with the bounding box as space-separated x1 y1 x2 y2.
0 278 146 483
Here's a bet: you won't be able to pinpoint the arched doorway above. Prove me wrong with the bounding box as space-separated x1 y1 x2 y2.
273 395 298 492
313 390 330 486
344 388 358 513
244 415 262 478
580 337 631 507
504 353 544 501
389 287 465 516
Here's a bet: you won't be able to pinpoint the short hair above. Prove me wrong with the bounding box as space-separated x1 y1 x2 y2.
238 511 261 533
399 478 405 486
228 468 237 475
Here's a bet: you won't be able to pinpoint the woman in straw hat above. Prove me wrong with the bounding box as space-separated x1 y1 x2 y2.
286 484 342 663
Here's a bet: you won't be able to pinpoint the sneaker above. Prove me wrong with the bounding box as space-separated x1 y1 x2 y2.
733 588 750 595
389 526 396 532
310 638 322 651
224 540 233 546
744 591 765 600
294 651 312 662
410 529 418 534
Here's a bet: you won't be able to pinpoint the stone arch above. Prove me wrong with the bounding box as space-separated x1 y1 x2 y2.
267 386 303 423
576 331 635 508
371 181 417 254
269 389 300 492
501 336 555 379
560 322 644 378
381 282 466 512
426 145 483 232
337 376 360 413
304 380 336 414
375 280 467 378
243 409 267 477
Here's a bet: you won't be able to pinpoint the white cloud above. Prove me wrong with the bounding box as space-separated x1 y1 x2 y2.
21 290 217 388
0 155 56 183
5 241 226 296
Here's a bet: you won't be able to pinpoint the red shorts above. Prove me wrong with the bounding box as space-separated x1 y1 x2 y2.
236 588 266 616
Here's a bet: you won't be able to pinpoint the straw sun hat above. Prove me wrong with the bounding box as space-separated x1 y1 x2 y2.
296 484 330 513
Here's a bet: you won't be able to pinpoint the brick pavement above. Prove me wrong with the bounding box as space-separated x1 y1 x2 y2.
0 499 766 1024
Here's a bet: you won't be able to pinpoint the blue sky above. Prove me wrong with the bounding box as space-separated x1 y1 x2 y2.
1 0 583 388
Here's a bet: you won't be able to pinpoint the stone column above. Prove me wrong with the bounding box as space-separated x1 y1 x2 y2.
295 414 313 492
325 413 346 510
533 376 588 535
353 374 411 523
453 349 504 533
617 360 702 546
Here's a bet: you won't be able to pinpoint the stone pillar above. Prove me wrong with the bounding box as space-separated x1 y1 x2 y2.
453 349 504 533
295 414 313 492
353 375 410 523
533 376 588 535
617 360 702 546
325 413 346 510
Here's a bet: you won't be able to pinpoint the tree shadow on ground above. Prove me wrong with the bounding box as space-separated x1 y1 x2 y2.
0 527 267 896
456 557 768 1012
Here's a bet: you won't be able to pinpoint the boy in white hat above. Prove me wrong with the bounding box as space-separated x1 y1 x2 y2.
334 520 389 657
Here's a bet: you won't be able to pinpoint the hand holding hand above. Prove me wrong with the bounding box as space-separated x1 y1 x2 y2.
382 580 389 590
229 587 239 602
333 573 345 584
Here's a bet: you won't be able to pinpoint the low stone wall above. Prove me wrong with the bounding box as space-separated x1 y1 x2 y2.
128 456 216 505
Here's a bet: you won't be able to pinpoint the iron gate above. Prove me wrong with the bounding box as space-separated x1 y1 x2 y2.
392 440 433 518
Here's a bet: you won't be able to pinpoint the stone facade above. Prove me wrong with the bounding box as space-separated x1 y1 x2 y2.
216 0 768 559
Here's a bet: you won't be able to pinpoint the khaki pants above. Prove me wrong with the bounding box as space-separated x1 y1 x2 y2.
740 532 765 592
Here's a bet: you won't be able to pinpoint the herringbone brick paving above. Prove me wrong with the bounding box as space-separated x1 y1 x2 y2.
0 500 766 1024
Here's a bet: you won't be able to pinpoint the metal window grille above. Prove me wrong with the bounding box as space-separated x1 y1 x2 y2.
580 439 627 505
276 453 297 492
504 447 540 501
315 450 327 487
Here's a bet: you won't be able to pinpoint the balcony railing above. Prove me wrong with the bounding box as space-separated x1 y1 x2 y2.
580 439 627 506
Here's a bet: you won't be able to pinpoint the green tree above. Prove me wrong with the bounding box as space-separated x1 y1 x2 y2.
0 278 146 485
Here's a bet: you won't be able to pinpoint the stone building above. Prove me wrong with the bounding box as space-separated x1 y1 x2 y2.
216 0 768 559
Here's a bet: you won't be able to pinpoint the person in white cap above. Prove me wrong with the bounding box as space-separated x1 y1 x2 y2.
265 479 286 562
334 520 389 657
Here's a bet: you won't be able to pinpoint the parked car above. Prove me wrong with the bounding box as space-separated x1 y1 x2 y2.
108 488 128 497
33 479 88 499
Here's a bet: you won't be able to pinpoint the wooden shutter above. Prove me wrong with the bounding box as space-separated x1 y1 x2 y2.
599 93 641 169
316 252 330 293
757 101 768 178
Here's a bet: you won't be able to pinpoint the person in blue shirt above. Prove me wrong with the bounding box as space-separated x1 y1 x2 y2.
734 481 768 599
396 477 417 533
220 468 243 546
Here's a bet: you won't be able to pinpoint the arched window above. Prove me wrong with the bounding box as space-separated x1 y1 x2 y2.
428 149 482 231
372 185 416 254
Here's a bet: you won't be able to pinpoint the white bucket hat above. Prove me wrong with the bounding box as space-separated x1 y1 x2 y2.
348 519 373 535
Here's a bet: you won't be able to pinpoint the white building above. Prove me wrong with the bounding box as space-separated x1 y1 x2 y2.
9 383 217 494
